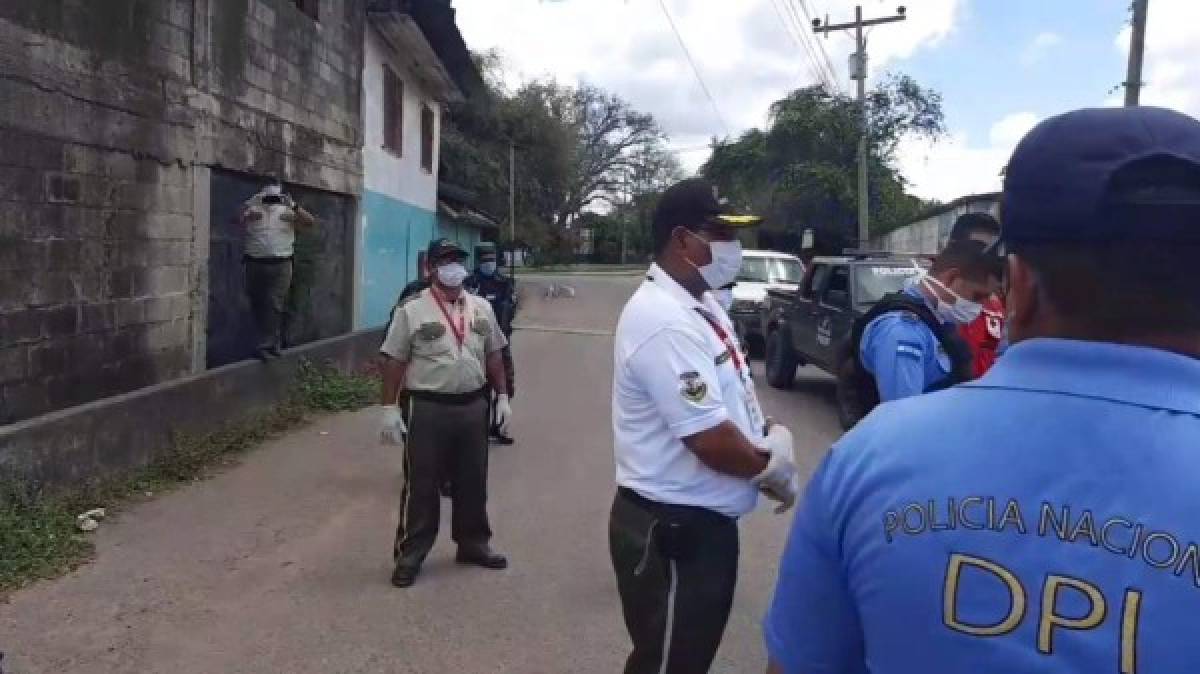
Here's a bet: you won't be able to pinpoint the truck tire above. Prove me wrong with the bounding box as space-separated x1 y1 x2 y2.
835 356 865 430
765 329 798 389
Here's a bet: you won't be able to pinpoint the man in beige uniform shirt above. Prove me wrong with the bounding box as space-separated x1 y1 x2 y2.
379 238 513 588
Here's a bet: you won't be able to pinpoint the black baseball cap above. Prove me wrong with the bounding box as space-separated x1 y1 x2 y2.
654 179 762 232
427 238 468 261
1001 106 1200 248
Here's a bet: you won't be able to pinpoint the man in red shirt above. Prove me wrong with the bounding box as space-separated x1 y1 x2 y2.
947 213 1004 376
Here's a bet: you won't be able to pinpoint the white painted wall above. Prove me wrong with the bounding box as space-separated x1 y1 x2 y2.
362 26 441 210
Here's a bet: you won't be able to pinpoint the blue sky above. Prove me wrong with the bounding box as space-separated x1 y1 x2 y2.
453 0 1200 201
902 1 1128 141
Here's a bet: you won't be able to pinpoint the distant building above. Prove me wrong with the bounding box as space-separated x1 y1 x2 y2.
358 0 482 328
871 193 1001 254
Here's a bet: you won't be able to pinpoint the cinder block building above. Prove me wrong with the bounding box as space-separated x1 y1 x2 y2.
0 0 366 424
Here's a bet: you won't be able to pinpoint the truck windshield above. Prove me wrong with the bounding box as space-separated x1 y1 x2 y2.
856 265 921 305
738 257 804 284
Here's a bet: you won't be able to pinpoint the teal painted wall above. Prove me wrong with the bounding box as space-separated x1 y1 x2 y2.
437 215 485 268
359 190 438 329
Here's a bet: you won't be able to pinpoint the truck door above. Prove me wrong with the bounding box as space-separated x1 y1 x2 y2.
791 263 831 360
811 264 852 369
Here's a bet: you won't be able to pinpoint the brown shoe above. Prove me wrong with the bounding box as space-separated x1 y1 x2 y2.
456 545 507 570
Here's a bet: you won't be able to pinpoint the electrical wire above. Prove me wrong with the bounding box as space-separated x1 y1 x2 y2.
768 0 826 87
656 0 731 136
780 0 840 92
795 0 841 87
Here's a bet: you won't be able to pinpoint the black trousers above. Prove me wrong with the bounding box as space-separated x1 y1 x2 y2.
609 488 739 674
393 393 492 568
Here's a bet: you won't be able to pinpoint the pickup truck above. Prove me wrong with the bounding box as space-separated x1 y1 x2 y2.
760 253 926 428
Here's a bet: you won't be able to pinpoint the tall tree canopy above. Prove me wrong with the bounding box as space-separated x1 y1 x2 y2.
702 74 945 254
440 55 679 262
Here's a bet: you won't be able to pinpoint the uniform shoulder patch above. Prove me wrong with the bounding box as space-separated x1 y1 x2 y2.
679 371 709 403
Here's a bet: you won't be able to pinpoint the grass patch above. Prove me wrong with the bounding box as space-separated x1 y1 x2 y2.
0 359 378 596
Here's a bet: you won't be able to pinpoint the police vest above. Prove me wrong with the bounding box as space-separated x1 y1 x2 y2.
840 292 973 427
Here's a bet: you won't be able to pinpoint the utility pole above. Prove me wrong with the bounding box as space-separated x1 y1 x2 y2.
1124 0 1149 106
814 5 907 248
508 140 516 272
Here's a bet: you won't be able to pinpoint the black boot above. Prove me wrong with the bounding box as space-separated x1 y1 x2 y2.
391 563 420 588
456 544 507 570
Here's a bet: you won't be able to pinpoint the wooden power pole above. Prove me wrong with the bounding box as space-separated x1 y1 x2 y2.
1124 0 1149 106
814 5 907 248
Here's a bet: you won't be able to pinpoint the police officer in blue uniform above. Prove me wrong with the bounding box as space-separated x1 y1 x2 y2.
465 242 517 444
764 105 1200 673
839 240 998 426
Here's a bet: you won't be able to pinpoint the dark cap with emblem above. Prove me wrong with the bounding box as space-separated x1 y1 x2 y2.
654 178 762 233
427 237 468 261
1001 106 1200 248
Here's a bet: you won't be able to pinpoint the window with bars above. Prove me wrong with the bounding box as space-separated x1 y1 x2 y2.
293 0 319 21
420 104 435 172
383 66 403 155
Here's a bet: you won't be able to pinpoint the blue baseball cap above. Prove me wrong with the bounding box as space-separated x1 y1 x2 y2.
1001 106 1200 247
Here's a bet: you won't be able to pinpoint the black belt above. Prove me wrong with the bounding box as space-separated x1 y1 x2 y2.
244 255 293 264
408 388 487 405
616 487 735 525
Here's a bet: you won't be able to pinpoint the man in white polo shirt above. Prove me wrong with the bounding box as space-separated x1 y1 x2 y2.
609 179 800 674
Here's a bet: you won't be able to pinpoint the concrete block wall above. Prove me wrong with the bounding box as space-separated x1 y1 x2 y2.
0 0 365 425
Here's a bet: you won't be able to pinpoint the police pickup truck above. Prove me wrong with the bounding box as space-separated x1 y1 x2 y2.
761 252 926 427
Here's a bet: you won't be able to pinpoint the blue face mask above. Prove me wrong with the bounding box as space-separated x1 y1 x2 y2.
480 261 498 276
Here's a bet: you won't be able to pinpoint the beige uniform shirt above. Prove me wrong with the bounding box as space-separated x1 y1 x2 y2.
381 288 508 394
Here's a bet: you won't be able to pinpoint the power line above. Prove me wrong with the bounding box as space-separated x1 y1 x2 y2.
656 0 731 136
795 0 841 87
768 0 826 87
777 0 837 91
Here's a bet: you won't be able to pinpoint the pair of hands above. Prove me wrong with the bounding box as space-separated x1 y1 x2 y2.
379 395 513 445
753 422 800 513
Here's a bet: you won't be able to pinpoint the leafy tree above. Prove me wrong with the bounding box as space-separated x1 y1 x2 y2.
702 74 944 254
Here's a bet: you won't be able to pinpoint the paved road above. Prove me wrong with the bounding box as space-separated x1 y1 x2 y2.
0 275 842 673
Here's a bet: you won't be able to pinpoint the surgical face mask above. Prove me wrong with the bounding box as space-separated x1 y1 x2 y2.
683 229 743 290
480 261 498 276
921 273 983 324
436 262 468 288
714 288 734 311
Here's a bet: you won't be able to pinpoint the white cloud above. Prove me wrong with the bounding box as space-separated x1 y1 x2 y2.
1113 0 1200 117
898 112 1039 202
452 0 963 173
1020 31 1062 66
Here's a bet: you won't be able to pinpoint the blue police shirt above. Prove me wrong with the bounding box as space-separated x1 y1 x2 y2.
765 338 1200 674
860 286 954 401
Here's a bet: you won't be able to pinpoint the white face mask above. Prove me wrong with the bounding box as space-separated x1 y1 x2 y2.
921 273 983 324
479 261 498 276
714 288 734 311
436 262 469 288
684 230 743 290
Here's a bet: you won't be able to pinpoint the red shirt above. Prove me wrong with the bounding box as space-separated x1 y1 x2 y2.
960 296 1005 377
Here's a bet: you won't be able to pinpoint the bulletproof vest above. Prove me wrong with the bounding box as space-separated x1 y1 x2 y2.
840 292 974 426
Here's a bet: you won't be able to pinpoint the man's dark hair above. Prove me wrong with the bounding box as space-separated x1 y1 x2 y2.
1016 242 1200 336
948 212 1001 243
931 239 1001 283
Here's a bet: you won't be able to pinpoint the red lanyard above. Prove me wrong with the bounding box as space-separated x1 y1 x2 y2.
431 288 466 351
695 309 746 377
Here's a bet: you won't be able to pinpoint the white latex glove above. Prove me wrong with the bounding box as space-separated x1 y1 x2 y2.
380 404 407 446
753 424 799 513
494 394 513 436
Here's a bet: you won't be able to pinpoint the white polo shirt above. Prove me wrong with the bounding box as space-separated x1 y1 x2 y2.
612 264 766 518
